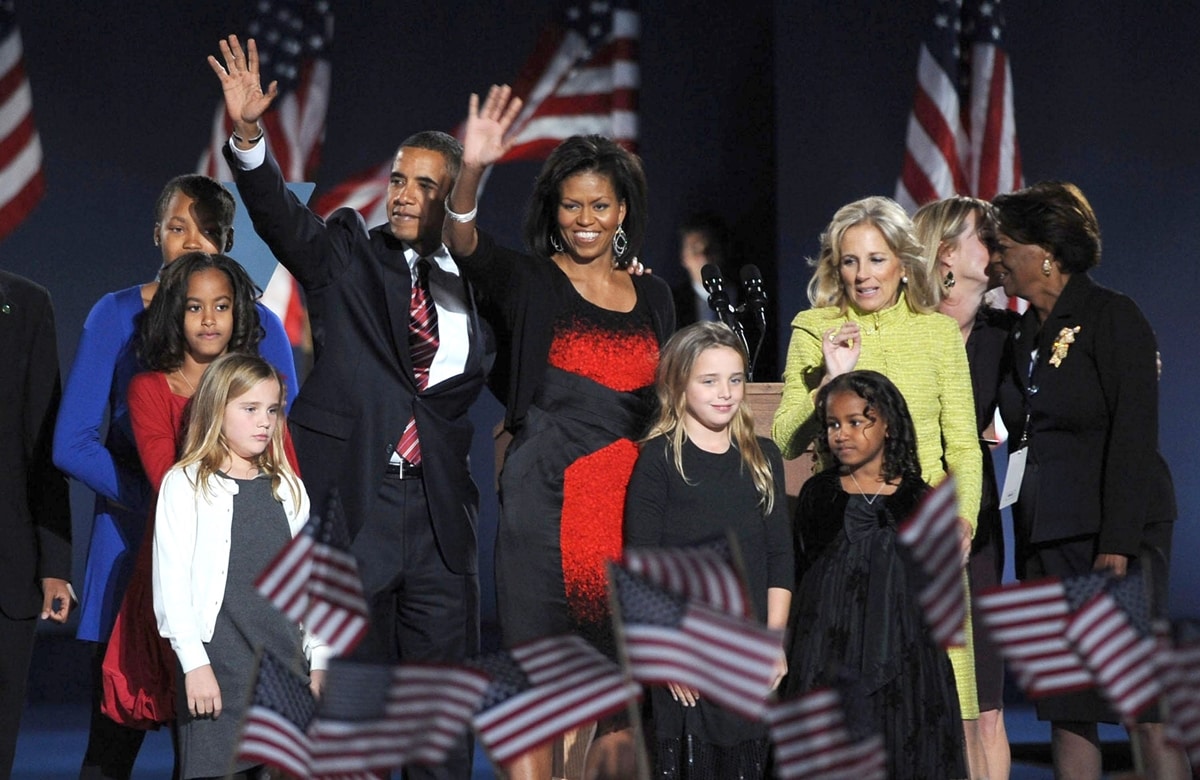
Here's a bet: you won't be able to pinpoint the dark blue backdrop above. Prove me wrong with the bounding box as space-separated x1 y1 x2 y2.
4 2 1194 621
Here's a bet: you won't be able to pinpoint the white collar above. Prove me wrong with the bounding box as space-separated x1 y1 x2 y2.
404 243 459 278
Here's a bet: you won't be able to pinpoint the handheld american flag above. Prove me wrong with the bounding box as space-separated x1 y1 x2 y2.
255 492 368 657
237 651 317 779
1161 619 1200 767
1063 571 1162 721
469 634 640 766
306 659 489 776
0 1 44 240
623 537 750 618
766 686 887 780
896 475 966 648
975 576 1097 699
611 564 780 720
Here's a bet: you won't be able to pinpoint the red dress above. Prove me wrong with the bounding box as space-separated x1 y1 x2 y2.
102 371 299 727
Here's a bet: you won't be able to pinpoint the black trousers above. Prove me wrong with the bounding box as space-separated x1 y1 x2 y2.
0 609 37 778
78 641 153 779
349 475 479 780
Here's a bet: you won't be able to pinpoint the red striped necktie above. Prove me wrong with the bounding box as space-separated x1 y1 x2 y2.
396 258 439 465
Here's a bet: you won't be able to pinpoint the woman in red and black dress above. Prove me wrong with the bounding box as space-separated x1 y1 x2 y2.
445 86 674 778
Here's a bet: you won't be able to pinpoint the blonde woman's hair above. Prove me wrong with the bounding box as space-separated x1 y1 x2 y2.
645 322 775 514
912 195 995 304
806 195 938 314
175 353 301 507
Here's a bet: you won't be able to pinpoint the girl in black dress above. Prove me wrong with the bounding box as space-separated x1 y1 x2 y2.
783 370 965 779
625 322 792 779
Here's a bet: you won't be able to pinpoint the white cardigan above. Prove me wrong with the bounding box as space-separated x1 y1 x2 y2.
152 463 329 674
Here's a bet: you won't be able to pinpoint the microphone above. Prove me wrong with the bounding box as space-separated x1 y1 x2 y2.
702 263 751 369
739 264 768 331
701 263 739 331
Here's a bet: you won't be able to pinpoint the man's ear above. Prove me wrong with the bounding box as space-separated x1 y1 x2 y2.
224 227 235 253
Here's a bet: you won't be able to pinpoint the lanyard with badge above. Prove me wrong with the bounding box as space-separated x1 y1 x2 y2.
998 341 1040 509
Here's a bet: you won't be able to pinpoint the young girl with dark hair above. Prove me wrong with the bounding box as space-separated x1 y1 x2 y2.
52 175 296 778
783 370 966 779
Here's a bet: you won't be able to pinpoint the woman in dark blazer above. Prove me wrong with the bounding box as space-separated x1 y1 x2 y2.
991 181 1185 778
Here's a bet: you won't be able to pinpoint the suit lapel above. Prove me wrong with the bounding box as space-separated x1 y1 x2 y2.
372 229 418 385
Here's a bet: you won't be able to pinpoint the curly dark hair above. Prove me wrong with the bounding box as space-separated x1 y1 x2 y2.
154 174 236 252
814 370 922 483
992 180 1101 273
136 252 264 371
522 134 648 266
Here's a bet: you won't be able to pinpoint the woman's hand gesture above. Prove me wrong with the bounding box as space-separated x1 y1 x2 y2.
207 35 279 135
821 323 862 379
461 85 524 169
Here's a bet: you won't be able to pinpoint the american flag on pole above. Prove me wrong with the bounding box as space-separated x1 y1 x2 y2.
237 651 317 779
975 575 1098 699
1161 620 1200 766
766 687 887 780
623 538 750 618
469 634 640 766
896 0 1022 211
0 1 44 240
310 0 639 225
895 475 966 648
491 0 639 162
611 564 780 720
199 0 332 183
1063 572 1162 721
255 492 368 657
199 0 333 347
306 659 489 776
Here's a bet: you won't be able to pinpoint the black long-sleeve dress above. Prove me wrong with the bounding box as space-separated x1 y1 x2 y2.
456 232 675 657
783 469 965 779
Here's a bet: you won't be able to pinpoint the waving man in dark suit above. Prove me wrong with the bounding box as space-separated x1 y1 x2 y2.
209 35 492 779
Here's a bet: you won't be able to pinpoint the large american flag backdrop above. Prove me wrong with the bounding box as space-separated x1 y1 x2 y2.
896 0 1022 212
198 0 333 348
311 0 639 225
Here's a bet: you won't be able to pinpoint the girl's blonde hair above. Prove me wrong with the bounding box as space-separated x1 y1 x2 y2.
645 322 775 514
176 353 301 506
807 195 938 314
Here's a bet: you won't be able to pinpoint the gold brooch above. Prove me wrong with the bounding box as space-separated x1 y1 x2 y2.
1049 326 1081 368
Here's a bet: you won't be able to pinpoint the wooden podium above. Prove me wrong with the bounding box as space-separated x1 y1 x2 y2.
746 382 815 506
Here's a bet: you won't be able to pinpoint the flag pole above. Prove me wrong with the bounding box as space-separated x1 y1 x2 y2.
606 559 651 780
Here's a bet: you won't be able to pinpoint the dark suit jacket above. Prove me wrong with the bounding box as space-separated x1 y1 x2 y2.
0 271 71 619
227 147 492 575
997 273 1175 556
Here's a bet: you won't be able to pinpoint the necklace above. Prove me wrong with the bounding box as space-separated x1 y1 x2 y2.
176 368 195 393
847 470 886 505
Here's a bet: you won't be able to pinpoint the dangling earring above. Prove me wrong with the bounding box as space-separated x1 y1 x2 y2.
613 223 628 259
550 231 565 253
942 271 956 289
1042 256 1053 276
